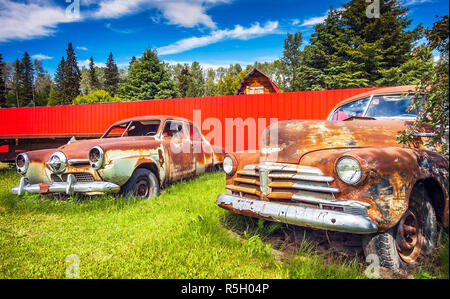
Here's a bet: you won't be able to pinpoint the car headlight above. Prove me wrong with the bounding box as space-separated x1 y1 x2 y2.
223 156 235 176
47 151 67 174
16 153 29 175
89 146 104 170
336 157 362 185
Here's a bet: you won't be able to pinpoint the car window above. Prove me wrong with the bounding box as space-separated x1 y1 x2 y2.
103 120 161 138
365 95 417 118
331 97 371 121
189 124 202 141
163 120 189 139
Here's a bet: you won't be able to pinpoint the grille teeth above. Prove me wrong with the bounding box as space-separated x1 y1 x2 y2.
51 173 95 183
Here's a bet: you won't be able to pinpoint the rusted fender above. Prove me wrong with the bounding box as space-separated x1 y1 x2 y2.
23 148 57 184
225 151 260 185
300 147 449 231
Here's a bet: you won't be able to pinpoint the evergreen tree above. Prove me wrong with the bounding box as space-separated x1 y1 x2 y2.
281 32 303 91
33 59 52 106
187 62 205 97
0 53 6 108
175 64 192 98
105 52 120 96
63 43 81 104
51 57 66 106
129 56 137 70
12 59 23 107
89 56 100 91
21 52 34 106
118 48 179 100
204 68 217 97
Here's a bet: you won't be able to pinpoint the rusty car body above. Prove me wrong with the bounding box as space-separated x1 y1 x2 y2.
216 86 449 270
12 115 224 199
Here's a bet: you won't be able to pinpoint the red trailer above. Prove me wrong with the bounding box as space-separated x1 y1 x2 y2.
0 88 378 162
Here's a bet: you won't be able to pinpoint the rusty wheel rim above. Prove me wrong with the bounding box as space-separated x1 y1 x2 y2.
396 204 424 264
134 179 150 198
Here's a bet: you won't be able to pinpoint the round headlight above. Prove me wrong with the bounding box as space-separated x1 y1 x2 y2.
89 146 104 170
336 157 362 185
47 151 67 174
16 153 29 175
223 156 235 175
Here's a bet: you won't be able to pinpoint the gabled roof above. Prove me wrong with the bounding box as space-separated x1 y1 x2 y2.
235 68 281 95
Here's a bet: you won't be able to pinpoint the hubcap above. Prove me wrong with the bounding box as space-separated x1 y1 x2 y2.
396 204 424 264
134 179 150 198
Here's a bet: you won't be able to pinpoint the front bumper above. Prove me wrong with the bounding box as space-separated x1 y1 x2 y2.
216 194 378 234
11 176 120 196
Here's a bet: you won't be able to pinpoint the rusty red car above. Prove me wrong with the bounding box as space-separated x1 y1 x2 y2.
12 115 224 199
216 86 449 271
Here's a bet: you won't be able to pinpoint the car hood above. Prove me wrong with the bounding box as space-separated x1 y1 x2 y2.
56 136 161 159
260 120 419 164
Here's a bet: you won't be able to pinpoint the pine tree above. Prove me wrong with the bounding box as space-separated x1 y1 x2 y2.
129 56 137 70
21 52 34 106
51 57 66 106
33 59 52 106
187 62 205 97
176 64 192 98
105 52 120 96
89 56 100 91
12 59 23 107
118 48 179 100
281 32 303 91
0 53 6 108
63 43 81 104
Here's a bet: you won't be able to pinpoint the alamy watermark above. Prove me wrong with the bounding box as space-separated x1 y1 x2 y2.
66 254 80 279
366 0 380 19
66 0 80 20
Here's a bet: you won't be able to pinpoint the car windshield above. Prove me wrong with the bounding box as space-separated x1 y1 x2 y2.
103 120 161 138
365 95 417 118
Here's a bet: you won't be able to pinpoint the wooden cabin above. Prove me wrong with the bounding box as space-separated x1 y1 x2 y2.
235 68 281 95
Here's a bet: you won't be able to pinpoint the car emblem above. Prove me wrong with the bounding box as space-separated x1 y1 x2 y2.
259 168 269 195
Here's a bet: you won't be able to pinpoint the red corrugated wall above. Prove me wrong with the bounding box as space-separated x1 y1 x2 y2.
0 88 377 152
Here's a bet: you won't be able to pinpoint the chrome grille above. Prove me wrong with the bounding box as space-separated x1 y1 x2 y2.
51 173 95 183
227 162 369 217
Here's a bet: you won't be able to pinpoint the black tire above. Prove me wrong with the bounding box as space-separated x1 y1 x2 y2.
121 168 160 199
362 184 437 271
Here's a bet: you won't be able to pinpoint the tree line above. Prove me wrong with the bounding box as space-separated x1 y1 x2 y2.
0 0 447 108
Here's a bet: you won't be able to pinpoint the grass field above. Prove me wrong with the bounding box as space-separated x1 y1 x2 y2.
0 165 448 279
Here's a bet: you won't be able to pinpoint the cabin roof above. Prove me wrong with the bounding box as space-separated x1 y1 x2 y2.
235 68 281 95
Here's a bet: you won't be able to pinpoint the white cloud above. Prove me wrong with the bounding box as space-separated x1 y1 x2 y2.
292 19 300 26
77 46 89 51
0 0 77 42
157 21 279 55
301 15 327 26
93 0 230 29
78 59 106 68
403 0 432 6
31 54 53 60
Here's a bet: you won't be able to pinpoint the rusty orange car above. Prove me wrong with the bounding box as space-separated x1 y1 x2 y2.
216 86 449 271
12 115 224 199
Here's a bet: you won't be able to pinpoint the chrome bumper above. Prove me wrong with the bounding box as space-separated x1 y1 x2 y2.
11 176 120 196
216 194 378 234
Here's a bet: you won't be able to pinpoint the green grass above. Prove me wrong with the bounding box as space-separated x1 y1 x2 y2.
0 167 448 279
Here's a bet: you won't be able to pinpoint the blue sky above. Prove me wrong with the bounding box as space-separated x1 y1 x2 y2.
0 0 448 75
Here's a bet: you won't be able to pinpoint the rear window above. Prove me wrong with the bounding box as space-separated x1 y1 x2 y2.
365 95 417 118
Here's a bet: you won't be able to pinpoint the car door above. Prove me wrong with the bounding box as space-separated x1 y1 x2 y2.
162 120 195 182
189 122 213 175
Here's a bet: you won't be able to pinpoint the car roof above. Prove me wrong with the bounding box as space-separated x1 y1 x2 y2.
110 115 191 127
327 85 418 119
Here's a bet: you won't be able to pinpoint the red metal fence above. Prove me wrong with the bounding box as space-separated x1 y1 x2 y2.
0 88 377 153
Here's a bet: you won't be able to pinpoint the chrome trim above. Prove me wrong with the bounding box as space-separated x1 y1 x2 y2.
11 179 120 196
216 194 377 234
46 151 67 174
89 146 104 170
244 163 324 176
16 153 29 175
269 173 334 183
413 132 438 137
291 182 340 193
68 159 90 166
